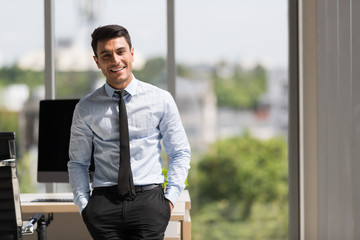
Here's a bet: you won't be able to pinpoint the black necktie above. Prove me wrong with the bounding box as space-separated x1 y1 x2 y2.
116 90 135 198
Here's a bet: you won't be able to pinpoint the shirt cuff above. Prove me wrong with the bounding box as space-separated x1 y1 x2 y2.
75 195 89 213
164 186 181 206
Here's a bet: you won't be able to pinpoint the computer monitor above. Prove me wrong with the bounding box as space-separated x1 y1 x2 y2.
37 99 94 183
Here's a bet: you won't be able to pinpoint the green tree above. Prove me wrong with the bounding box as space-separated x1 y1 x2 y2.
213 63 267 109
0 65 43 90
0 110 35 192
56 71 101 98
133 57 166 86
192 132 288 219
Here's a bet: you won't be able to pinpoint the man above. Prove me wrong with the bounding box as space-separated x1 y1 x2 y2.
68 24 191 240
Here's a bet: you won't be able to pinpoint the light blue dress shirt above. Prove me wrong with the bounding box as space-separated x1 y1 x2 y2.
68 77 191 212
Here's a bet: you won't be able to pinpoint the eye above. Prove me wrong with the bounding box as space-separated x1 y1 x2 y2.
101 54 111 60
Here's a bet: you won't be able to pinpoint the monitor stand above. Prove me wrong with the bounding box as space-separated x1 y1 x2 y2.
45 183 56 193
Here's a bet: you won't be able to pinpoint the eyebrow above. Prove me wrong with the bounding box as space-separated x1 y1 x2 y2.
99 47 126 56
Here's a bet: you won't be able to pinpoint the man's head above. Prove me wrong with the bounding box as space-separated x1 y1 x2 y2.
91 25 132 57
91 25 134 90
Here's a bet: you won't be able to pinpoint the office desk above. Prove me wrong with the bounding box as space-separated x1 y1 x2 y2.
21 192 76 213
21 190 191 240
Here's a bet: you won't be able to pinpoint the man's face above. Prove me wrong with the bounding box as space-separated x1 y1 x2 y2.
93 37 134 89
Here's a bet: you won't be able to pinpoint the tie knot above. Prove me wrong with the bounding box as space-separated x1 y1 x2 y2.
114 90 125 98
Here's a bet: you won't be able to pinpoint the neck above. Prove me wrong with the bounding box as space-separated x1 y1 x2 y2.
107 76 133 90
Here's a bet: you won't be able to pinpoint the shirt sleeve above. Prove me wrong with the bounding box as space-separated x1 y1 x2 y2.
160 92 191 206
67 102 93 213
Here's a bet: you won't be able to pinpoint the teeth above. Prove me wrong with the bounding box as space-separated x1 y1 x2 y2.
111 66 125 72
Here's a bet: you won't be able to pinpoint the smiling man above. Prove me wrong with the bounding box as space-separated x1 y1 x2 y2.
68 25 191 240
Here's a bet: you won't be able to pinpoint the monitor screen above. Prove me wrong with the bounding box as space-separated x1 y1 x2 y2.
37 99 94 183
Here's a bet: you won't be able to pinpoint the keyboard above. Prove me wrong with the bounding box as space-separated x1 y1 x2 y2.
31 198 73 202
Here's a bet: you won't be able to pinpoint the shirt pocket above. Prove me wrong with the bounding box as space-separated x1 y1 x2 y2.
129 111 155 139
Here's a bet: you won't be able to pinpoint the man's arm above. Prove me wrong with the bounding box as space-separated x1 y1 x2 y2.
67 103 93 213
160 92 191 206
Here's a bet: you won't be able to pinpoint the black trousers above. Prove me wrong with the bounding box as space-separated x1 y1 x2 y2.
81 186 171 240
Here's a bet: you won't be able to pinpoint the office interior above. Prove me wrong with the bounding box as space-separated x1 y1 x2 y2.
1 0 359 239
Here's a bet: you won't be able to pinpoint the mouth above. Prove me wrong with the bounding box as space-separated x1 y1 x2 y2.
110 66 126 73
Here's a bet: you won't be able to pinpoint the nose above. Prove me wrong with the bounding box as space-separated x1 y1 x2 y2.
110 53 121 64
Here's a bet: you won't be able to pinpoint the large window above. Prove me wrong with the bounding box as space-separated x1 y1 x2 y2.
0 1 289 238
0 0 44 192
54 0 167 99
175 0 289 239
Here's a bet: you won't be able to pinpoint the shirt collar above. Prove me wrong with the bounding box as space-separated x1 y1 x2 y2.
104 75 138 98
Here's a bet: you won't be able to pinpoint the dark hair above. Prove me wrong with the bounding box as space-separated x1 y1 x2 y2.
91 25 132 57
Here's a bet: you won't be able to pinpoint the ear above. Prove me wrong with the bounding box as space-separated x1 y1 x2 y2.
93 56 100 69
130 48 135 62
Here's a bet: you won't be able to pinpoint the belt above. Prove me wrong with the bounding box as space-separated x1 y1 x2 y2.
92 184 161 196
134 184 161 193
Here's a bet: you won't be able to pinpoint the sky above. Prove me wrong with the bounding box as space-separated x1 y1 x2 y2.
0 0 288 69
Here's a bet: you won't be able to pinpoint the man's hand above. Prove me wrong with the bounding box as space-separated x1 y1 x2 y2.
169 201 174 213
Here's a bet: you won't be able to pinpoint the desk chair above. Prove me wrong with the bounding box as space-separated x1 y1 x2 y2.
0 159 52 240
